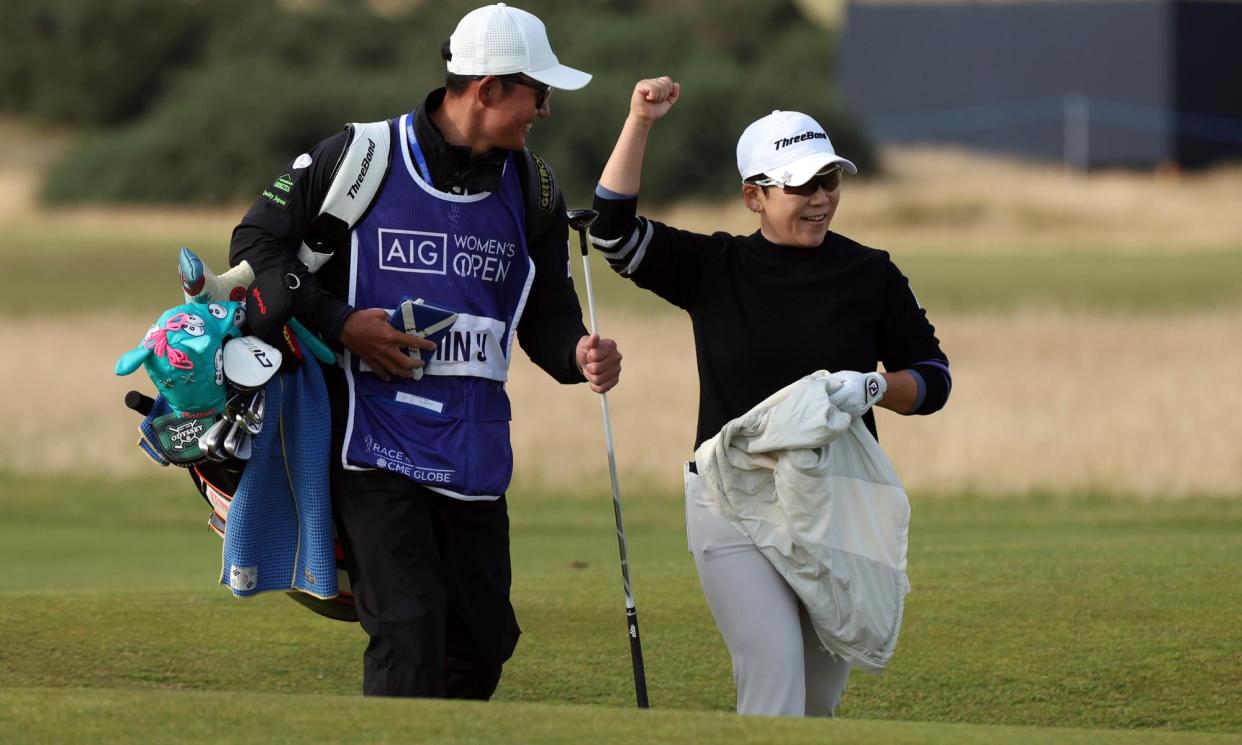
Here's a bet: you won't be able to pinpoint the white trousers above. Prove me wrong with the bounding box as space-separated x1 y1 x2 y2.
685 464 851 717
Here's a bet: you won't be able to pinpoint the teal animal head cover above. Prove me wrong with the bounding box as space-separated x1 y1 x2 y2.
116 302 245 416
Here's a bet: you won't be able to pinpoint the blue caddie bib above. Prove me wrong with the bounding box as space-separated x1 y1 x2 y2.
341 113 535 499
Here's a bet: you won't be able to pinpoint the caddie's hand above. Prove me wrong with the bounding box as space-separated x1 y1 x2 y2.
826 370 887 417
630 76 680 124
339 308 435 382
576 334 622 393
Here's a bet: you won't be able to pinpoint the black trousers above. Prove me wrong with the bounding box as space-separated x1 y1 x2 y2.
331 468 521 698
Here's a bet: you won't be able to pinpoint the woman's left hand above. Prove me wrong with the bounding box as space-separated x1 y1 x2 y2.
826 370 887 416
630 76 680 124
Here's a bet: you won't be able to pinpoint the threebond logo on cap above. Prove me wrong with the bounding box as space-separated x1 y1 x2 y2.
773 131 828 151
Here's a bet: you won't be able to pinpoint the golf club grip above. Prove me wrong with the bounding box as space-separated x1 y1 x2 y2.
627 606 650 708
124 390 155 416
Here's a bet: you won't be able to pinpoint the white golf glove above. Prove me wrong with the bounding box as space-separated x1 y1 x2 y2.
826 370 887 417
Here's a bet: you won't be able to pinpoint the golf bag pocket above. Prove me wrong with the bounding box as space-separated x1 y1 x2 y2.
191 461 244 538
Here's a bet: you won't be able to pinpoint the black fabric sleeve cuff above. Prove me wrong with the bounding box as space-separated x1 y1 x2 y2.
323 304 355 348
517 320 588 384
296 287 354 347
566 342 586 384
907 359 952 415
592 189 639 242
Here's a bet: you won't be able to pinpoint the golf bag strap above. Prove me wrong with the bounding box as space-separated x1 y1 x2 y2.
298 120 392 273
296 126 559 273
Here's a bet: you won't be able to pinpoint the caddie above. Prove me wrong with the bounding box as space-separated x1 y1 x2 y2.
228 3 622 700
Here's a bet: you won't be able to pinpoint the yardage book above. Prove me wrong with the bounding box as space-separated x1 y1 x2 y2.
387 298 458 381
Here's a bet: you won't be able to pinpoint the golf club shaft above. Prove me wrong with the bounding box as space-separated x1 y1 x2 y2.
124 390 155 417
577 225 650 709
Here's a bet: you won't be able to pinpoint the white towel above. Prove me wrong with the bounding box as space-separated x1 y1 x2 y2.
694 370 911 672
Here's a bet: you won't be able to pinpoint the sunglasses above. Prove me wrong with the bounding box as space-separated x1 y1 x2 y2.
506 75 552 109
749 166 843 196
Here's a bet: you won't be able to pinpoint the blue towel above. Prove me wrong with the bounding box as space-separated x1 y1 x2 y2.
138 395 173 465
220 360 336 600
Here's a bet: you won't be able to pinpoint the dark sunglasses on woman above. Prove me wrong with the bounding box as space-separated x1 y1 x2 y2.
749 166 842 196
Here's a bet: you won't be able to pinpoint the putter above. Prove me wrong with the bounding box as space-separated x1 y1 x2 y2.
567 207 650 710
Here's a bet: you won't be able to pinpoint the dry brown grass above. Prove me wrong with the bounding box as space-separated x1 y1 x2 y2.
4 115 1242 256
507 309 1242 499
18 310 1238 499
0 313 160 477
654 147 1242 255
4 119 1238 497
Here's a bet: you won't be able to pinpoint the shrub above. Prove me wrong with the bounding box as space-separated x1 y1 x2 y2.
0 0 211 125
36 0 874 206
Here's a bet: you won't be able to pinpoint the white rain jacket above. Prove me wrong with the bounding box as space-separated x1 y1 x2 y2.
693 371 911 672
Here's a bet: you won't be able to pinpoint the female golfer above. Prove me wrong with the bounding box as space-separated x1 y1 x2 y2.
589 77 952 717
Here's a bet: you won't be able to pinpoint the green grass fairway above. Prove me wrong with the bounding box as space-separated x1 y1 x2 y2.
896 250 1242 314
2 218 1241 315
4 688 1240 745
2 472 1240 742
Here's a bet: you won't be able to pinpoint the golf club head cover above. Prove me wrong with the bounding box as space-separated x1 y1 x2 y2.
179 247 254 304
115 302 245 417
223 336 283 389
131 393 219 467
826 370 887 417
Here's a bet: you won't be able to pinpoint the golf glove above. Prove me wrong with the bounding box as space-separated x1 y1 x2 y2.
826 370 887 416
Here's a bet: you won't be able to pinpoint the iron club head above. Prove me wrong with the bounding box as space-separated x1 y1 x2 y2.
199 415 233 461
222 418 246 459
241 389 265 436
232 431 253 461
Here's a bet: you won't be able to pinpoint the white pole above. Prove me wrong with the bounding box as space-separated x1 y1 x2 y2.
1064 92 1090 173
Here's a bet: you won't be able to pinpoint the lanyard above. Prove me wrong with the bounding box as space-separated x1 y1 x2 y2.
405 113 433 184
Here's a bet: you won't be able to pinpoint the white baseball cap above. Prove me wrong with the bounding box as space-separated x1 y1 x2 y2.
736 110 858 185
447 3 592 91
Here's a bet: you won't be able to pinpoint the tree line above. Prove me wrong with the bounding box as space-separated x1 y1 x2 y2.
0 0 872 206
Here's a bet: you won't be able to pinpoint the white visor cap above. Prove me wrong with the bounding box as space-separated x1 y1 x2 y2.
736 110 858 185
447 3 592 90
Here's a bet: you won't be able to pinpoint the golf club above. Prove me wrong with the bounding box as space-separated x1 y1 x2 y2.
124 390 155 417
240 389 265 436
221 417 247 460
199 415 232 461
567 207 649 710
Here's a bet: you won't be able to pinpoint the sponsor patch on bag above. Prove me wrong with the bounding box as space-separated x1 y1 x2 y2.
151 411 215 465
